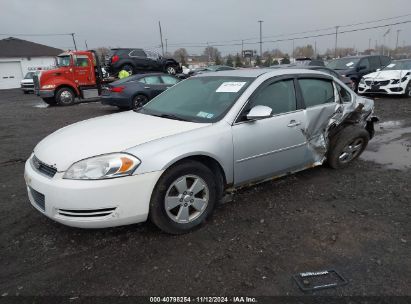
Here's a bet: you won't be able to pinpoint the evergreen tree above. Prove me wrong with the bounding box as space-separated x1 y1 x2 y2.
263 54 272 67
255 56 262 66
272 59 279 65
226 55 233 67
215 54 221 65
235 54 243 67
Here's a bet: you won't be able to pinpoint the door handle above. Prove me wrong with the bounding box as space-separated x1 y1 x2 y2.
144 86 150 89
287 120 301 127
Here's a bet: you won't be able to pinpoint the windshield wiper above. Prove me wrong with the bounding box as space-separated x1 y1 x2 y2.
154 113 190 122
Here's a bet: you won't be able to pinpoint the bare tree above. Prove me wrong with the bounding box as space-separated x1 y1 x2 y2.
95 47 110 63
203 46 221 62
174 48 189 65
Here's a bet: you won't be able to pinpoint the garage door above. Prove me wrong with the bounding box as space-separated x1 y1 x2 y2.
0 61 23 90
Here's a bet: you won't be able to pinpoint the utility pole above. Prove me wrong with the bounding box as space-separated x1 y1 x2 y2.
241 40 244 58
368 38 371 50
258 20 263 57
158 21 164 56
165 39 168 54
292 39 295 60
314 41 317 58
396 29 401 49
85 40 88 50
71 33 77 51
334 26 339 58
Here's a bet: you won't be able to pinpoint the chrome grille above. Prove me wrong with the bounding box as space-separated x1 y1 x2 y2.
29 186 45 211
32 155 57 178
365 80 390 86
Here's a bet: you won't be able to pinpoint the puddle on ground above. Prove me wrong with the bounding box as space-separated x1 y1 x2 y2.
361 122 411 170
33 102 49 108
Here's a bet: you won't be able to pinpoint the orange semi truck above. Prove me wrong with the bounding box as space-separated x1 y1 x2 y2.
33 50 106 106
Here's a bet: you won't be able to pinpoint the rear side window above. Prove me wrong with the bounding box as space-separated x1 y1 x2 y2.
161 76 179 85
129 49 146 57
298 79 334 107
369 56 381 69
143 76 162 84
251 79 297 115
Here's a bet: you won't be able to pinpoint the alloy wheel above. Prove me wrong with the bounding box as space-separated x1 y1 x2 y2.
338 138 364 163
164 175 209 224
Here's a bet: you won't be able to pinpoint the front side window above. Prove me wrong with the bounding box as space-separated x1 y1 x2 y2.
326 58 360 70
250 79 297 115
144 76 162 84
298 78 334 108
336 83 351 103
140 76 253 123
75 56 89 67
368 56 380 69
359 58 370 70
56 55 71 67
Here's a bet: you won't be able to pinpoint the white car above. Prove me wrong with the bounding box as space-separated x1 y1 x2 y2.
24 69 376 234
21 72 36 94
358 59 411 96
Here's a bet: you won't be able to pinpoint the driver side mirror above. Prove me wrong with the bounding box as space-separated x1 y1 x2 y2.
357 65 367 72
246 105 272 120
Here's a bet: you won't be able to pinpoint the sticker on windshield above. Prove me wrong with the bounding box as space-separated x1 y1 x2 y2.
216 82 246 93
346 62 354 67
386 63 396 68
197 111 214 119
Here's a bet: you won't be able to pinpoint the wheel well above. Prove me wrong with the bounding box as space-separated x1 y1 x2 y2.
168 155 228 188
132 92 149 100
55 85 77 97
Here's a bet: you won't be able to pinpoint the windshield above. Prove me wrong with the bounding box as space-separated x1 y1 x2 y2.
383 60 411 70
24 72 35 79
326 58 361 70
138 76 254 123
56 55 71 67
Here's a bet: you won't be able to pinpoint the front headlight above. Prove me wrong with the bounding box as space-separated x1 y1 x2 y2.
63 153 140 180
41 84 56 89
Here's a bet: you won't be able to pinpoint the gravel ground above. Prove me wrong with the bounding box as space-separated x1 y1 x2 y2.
0 90 410 297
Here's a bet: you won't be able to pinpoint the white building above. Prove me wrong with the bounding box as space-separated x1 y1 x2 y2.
0 37 63 90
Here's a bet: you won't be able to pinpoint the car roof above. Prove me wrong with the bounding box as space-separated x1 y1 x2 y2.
195 68 329 78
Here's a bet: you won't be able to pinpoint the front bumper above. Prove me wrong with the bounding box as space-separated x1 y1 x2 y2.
358 82 407 95
37 90 55 98
24 158 163 228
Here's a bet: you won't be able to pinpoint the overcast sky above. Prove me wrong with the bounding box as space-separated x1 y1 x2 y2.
1 0 411 56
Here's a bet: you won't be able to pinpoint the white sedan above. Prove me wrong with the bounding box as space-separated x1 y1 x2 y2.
24 69 377 234
358 59 411 96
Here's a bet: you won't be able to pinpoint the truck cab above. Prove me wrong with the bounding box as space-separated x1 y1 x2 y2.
34 51 103 105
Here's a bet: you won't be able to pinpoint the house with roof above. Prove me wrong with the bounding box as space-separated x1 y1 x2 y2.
0 37 63 89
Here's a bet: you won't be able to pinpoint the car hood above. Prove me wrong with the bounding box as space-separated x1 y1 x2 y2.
21 79 33 84
34 111 209 171
334 69 354 76
363 70 409 80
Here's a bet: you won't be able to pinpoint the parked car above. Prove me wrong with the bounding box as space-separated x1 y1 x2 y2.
106 48 182 76
21 71 36 94
358 59 411 96
25 69 377 234
294 57 325 66
189 65 236 76
101 73 180 110
270 64 354 89
326 55 391 91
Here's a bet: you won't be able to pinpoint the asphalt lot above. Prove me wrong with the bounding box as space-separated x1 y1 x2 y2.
0 89 410 297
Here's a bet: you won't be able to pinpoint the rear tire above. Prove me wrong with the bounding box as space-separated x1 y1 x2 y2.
404 81 411 97
149 160 220 234
56 87 75 106
132 94 149 109
327 125 369 169
166 65 178 75
121 64 134 75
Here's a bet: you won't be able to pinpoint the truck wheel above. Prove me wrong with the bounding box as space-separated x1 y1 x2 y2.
56 87 75 106
149 160 220 234
132 94 149 109
166 65 177 75
327 125 369 169
121 64 134 75
42 97 56 105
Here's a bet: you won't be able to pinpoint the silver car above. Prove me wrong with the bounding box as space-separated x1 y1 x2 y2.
25 69 376 234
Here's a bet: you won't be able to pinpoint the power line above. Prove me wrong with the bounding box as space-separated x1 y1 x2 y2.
0 33 73 36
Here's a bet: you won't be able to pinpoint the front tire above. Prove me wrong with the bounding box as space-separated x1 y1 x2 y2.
149 160 219 234
56 87 75 106
327 126 369 169
404 81 411 97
